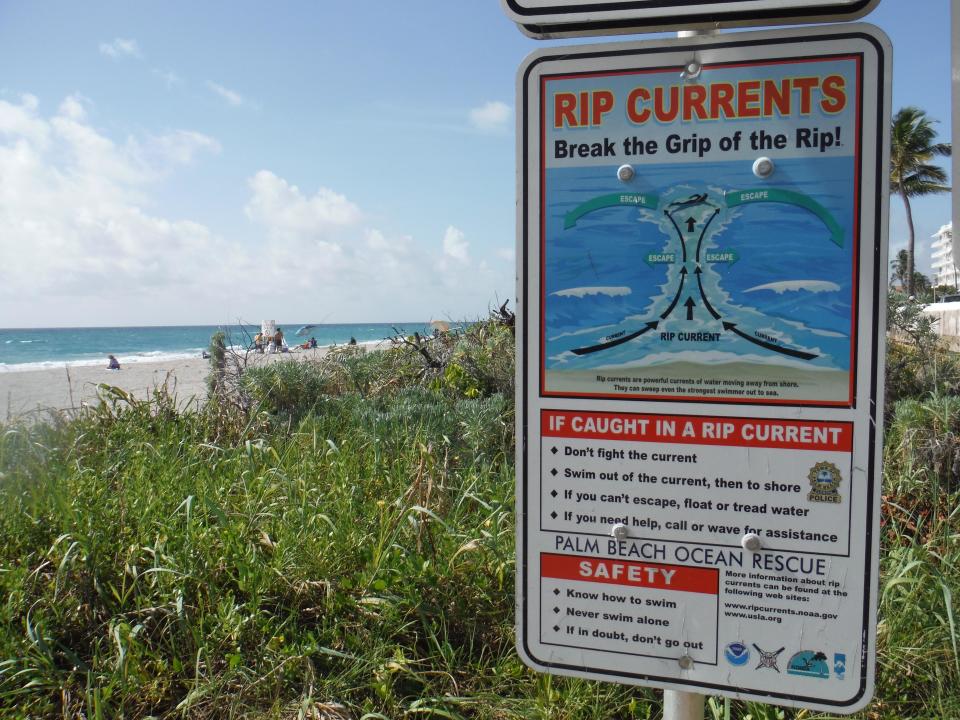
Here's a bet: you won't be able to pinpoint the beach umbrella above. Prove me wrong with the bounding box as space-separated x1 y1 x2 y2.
296 324 317 336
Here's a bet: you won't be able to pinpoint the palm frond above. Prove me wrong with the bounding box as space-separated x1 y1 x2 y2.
890 106 951 199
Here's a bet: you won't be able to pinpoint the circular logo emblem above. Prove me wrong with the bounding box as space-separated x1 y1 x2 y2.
807 461 842 503
724 642 750 666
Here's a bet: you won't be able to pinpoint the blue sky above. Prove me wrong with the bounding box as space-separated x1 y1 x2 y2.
0 1 953 327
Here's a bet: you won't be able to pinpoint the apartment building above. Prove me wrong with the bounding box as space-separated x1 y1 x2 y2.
930 222 956 288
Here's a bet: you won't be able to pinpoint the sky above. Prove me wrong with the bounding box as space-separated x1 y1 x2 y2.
0 1 953 328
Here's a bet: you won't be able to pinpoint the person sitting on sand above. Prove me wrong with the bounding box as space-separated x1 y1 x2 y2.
253 332 265 353
309 337 318 349
348 336 357 346
107 354 120 370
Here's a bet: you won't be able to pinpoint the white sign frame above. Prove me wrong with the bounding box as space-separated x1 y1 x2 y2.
515 24 890 713
501 0 881 38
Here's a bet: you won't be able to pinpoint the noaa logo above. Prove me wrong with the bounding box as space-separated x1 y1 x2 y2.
807 461 843 503
787 650 830 679
724 642 750 666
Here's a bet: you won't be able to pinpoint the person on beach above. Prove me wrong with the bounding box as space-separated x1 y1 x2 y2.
273 328 286 353
253 332 265 353
107 354 120 370
309 337 318 349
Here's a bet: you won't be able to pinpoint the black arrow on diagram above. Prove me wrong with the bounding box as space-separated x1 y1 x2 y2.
571 321 660 356
685 217 696 233
664 211 688 262
684 297 696 320
660 267 688 319
694 266 722 320
722 321 818 360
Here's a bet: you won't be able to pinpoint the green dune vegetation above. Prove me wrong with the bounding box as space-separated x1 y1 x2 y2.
0 300 957 719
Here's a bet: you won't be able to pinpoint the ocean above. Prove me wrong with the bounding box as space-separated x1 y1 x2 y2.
0 322 432 372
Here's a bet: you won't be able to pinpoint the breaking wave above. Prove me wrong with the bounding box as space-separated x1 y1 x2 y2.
744 280 841 295
551 286 631 299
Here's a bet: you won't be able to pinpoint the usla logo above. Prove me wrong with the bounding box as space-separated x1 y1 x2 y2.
724 642 750 666
787 650 830 679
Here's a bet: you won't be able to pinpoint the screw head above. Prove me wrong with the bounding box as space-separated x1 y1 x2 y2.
681 60 702 81
611 523 629 540
741 532 762 552
752 156 775 179
678 654 694 670
617 164 635 182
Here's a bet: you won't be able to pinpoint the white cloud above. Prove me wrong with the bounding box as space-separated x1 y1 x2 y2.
0 93 50 148
243 172 507 315
442 225 470 263
99 38 141 60
143 130 221 166
469 101 512 133
153 69 182 88
207 81 247 107
0 92 511 325
0 94 228 314
58 94 88 122
245 171 361 232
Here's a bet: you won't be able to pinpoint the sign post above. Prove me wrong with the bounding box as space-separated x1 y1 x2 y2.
667 35 715 720
514 24 890 713
953 0 959 269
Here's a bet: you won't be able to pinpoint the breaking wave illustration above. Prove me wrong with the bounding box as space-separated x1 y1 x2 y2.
551 286 632 298
744 280 841 294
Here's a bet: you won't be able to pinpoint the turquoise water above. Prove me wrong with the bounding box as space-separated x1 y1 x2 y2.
0 323 431 371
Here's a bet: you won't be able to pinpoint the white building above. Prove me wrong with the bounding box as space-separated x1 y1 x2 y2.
930 222 956 287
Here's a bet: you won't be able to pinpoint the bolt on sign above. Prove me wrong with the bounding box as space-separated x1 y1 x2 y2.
501 0 881 38
514 25 890 713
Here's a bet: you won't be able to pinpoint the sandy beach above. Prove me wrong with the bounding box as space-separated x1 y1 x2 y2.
0 345 373 422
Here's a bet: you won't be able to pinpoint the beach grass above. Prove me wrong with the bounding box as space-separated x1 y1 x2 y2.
0 315 957 718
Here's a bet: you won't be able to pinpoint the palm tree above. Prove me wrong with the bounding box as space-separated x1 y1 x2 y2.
889 107 951 296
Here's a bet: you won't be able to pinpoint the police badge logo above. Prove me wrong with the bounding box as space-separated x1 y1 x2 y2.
808 461 843 503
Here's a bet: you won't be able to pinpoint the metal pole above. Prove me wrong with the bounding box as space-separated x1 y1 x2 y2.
657 26 716 720
666 22 709 713
952 0 959 273
664 689 705 720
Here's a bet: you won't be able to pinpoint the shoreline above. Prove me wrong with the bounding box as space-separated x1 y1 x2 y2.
0 341 385 422
0 350 208 374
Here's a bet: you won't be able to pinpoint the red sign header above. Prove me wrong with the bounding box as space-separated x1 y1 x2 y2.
541 553 718 595
542 410 852 451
